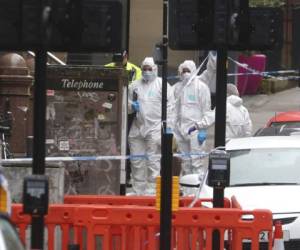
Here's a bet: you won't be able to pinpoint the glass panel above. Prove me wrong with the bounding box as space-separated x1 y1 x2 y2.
230 148 300 186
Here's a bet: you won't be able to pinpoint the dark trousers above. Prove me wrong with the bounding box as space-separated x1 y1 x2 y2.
211 93 216 109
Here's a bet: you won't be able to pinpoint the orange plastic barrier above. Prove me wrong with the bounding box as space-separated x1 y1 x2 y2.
72 206 273 250
11 204 76 250
64 195 157 206
12 203 273 250
64 195 232 208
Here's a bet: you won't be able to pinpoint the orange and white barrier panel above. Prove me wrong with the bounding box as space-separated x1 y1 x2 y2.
273 221 285 250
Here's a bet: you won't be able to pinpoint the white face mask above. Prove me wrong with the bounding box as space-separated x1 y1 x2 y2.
142 71 155 82
180 72 191 82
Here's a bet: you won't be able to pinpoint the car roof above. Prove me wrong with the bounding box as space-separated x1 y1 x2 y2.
226 136 300 150
268 111 300 125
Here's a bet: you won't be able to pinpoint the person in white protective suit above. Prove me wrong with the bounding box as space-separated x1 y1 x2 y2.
127 57 174 195
188 83 253 141
198 51 217 108
173 60 211 182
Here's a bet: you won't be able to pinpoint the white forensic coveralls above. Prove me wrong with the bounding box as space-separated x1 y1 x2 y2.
198 51 217 95
173 60 211 180
226 95 252 139
195 88 253 140
128 57 174 195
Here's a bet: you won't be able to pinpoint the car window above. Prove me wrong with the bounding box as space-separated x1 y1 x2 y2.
0 217 24 250
229 148 300 186
270 122 300 129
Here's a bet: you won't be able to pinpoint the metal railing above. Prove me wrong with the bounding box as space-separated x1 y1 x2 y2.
27 51 66 65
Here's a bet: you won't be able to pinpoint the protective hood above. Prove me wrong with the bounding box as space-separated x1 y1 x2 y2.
178 60 197 75
227 95 243 107
141 57 158 76
227 83 240 96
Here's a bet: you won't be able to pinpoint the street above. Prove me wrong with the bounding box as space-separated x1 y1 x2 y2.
244 86 300 132
1 0 298 248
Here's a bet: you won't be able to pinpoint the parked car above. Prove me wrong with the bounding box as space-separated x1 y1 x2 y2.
253 111 300 136
182 136 300 249
254 127 300 136
266 111 300 128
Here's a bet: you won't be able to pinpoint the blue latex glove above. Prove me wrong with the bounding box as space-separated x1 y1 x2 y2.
188 126 197 135
132 101 140 112
197 130 207 145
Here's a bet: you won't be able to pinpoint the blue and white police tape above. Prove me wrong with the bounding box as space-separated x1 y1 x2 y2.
228 57 277 79
169 70 299 81
228 57 300 81
227 72 300 81
0 152 209 165
227 71 299 77
168 68 299 83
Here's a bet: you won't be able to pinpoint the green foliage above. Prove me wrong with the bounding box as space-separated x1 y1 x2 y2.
249 0 285 7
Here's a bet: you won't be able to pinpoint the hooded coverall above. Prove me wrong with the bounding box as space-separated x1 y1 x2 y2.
195 85 253 141
173 60 211 181
128 57 174 195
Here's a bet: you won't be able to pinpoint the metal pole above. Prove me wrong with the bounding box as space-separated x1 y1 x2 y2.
30 1 49 247
32 49 47 176
212 49 227 250
214 49 227 149
159 0 173 250
126 0 131 53
161 0 168 131
31 48 47 250
159 132 173 250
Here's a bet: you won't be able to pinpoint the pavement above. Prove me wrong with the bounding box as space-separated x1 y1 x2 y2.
243 86 300 132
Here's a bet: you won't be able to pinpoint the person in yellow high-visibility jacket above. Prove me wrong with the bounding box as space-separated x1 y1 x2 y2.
105 51 142 84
